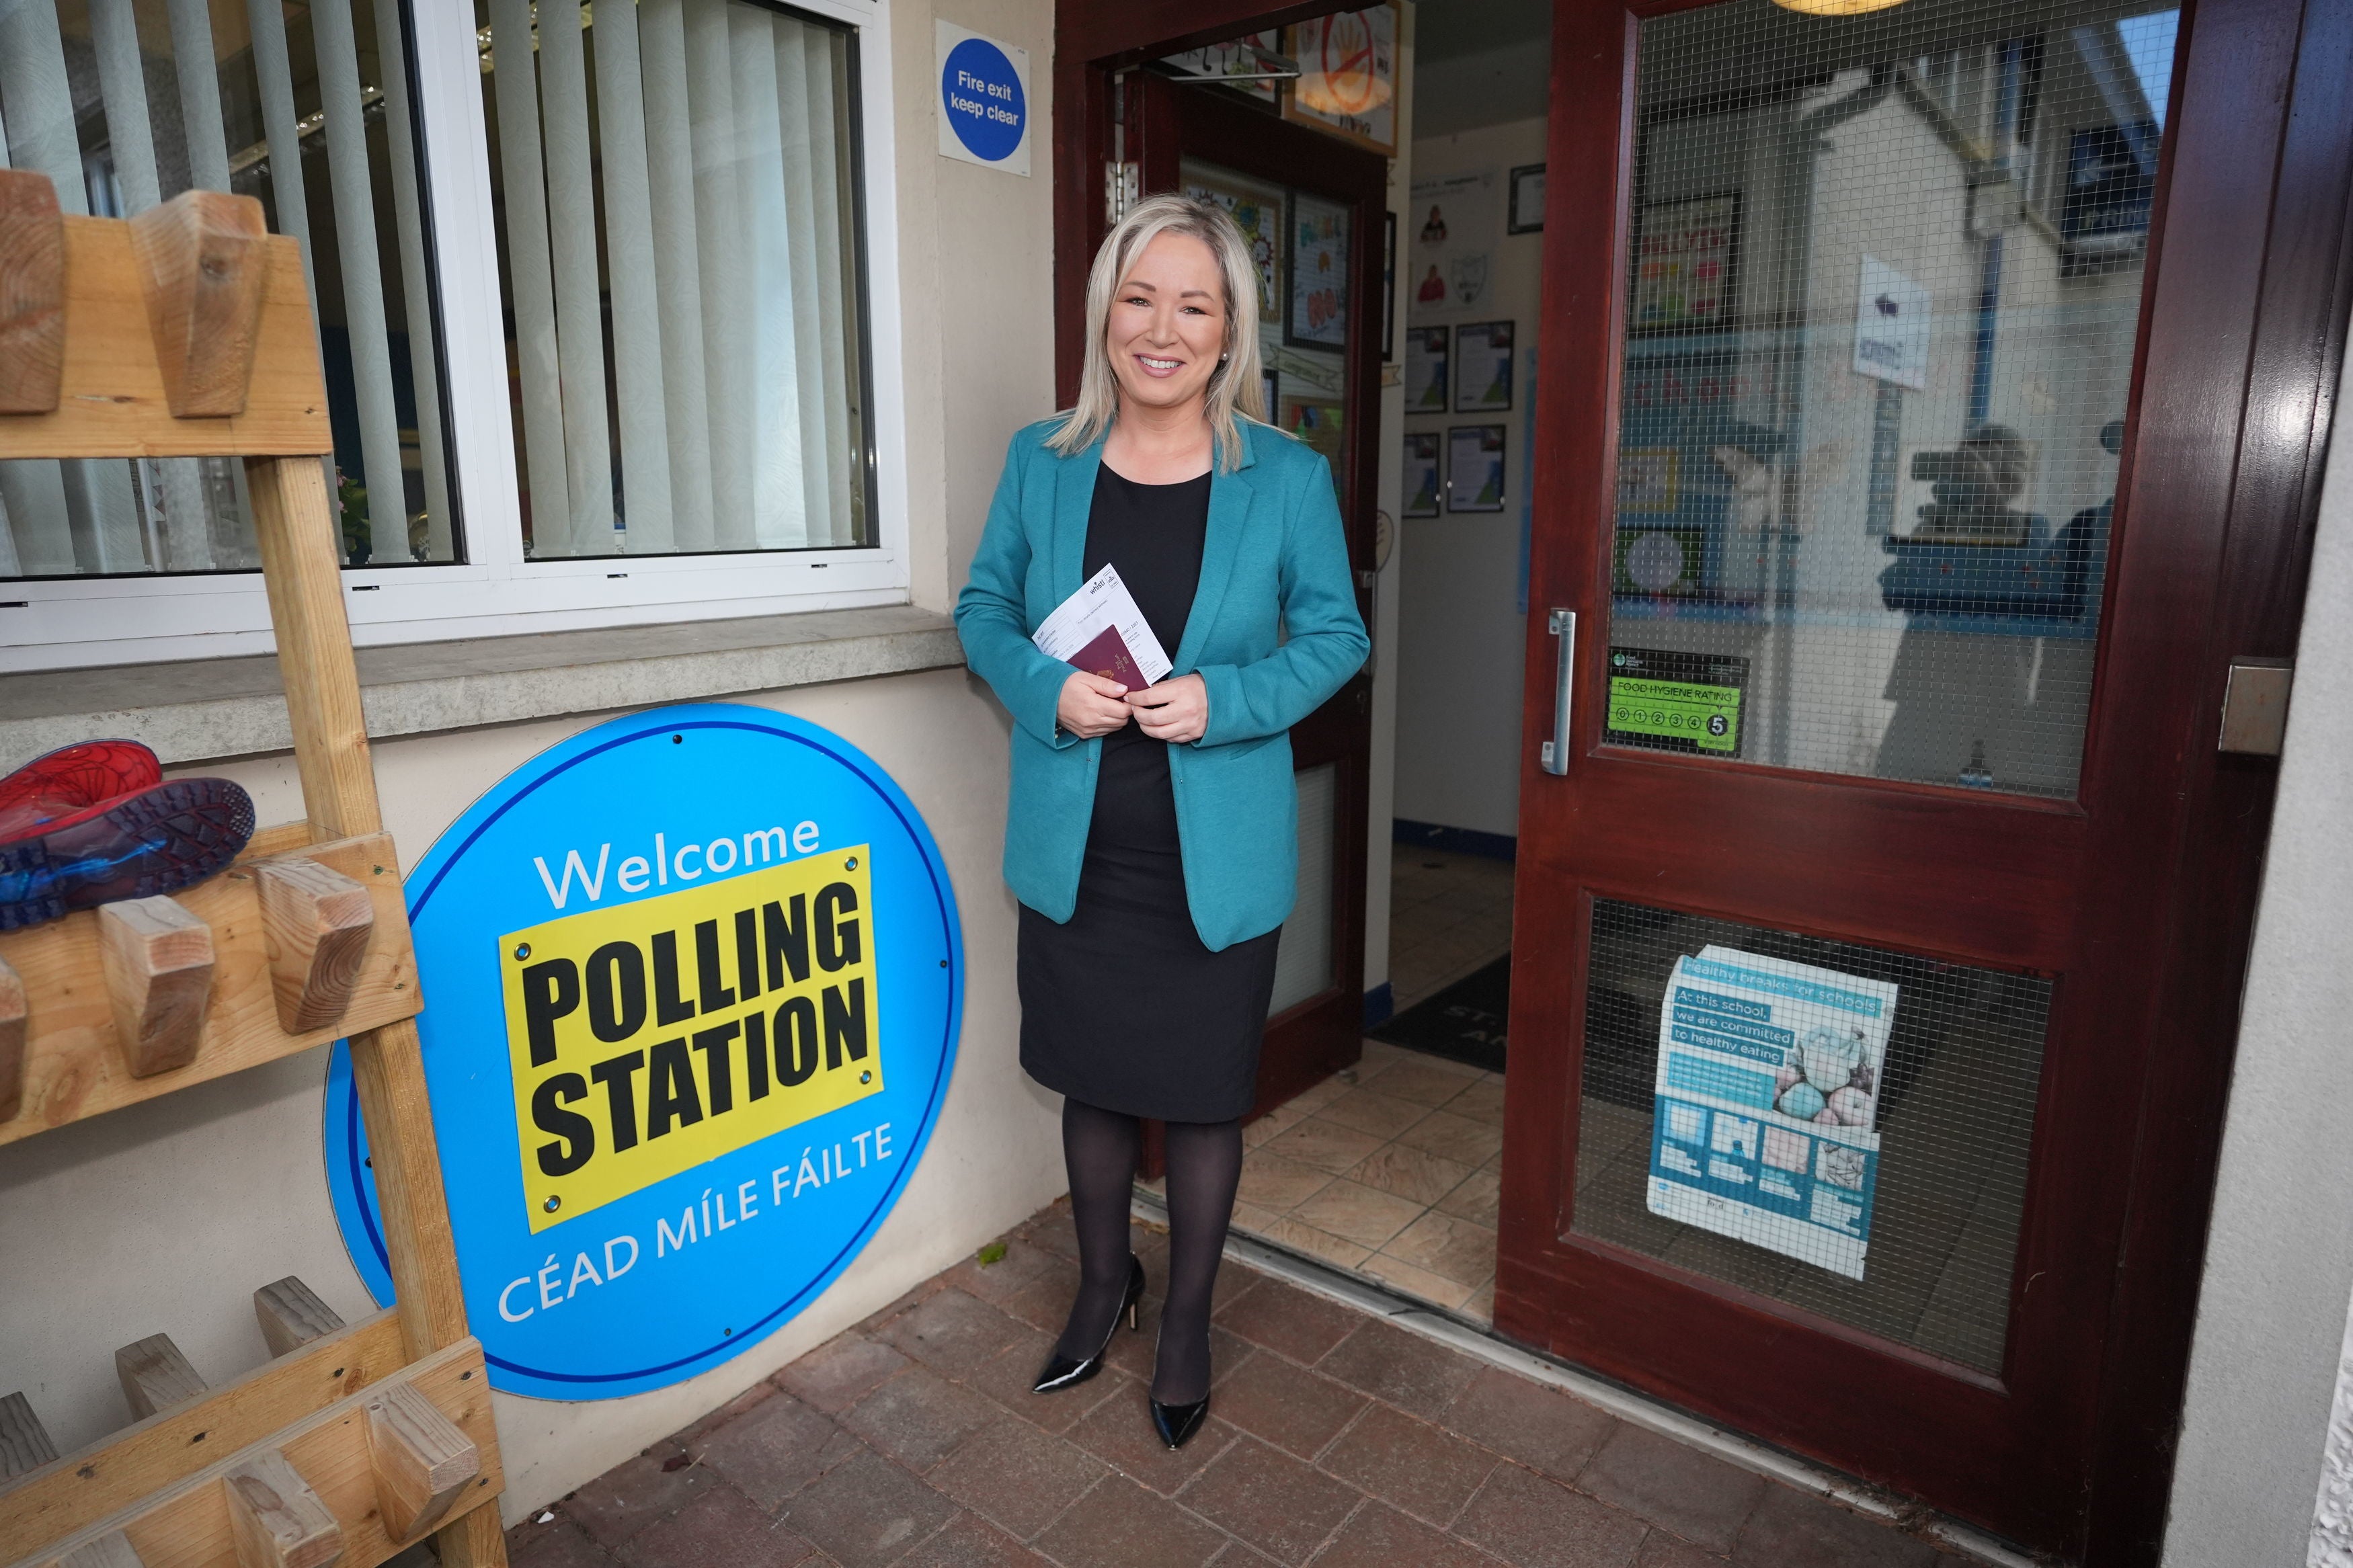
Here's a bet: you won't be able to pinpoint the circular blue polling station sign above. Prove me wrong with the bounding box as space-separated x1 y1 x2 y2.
323 704 963 1400
941 36 1025 162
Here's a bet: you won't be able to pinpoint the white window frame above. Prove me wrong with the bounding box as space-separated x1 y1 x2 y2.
0 0 907 673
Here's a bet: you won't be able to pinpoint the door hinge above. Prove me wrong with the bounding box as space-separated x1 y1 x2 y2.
1105 161 1139 225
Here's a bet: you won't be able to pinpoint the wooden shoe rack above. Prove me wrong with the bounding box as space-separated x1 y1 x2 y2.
0 175 508 1568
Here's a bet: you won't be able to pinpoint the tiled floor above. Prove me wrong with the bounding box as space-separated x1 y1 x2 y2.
1219 1040 1504 1322
1200 847 1521 1325
506 1198 1968 1568
1385 848 1516 1012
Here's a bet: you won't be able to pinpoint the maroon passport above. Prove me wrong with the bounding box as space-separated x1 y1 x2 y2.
1068 624 1149 692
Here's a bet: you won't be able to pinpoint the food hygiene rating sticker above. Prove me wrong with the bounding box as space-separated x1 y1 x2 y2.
323 704 961 1401
508 849 882 1233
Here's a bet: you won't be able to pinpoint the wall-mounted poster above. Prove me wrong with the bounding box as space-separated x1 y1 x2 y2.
1449 424 1507 512
1283 394 1345 462
1184 161 1286 328
1404 432 1441 518
1453 321 1514 412
1283 5 1398 154
1160 30 1282 104
1408 169 1501 319
1644 946 1897 1281
1404 325 1449 413
1633 192 1739 331
1288 192 1351 349
1509 164 1546 233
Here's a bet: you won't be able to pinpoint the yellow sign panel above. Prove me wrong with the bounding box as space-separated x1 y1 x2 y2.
504 848 881 1232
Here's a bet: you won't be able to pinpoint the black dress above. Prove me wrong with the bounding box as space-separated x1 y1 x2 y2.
1017 465 1283 1124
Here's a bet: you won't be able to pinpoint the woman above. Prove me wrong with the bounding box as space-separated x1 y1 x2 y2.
955 196 1368 1448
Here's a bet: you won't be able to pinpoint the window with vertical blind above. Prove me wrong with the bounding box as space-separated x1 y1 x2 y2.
0 0 895 668
0 0 455 575
478 0 873 559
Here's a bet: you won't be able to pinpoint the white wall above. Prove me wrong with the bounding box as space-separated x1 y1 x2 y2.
1392 115 1543 841
2161 312 2353 1563
0 0 1062 1522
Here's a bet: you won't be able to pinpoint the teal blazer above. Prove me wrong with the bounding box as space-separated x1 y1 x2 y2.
956 419 1370 951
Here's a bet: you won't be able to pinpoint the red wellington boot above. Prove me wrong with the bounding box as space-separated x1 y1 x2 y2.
0 739 163 839
0 742 255 932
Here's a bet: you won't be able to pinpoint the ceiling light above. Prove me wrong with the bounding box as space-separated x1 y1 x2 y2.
1771 0 1908 14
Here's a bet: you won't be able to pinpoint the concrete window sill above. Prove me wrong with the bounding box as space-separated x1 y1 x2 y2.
0 605 966 766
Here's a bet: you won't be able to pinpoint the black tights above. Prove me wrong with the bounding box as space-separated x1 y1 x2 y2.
1055 1097 1242 1404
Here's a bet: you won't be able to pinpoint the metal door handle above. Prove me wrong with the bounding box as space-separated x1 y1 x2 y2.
1540 608 1574 774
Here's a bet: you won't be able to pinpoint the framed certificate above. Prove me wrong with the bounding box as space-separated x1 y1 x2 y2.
1448 425 1507 513
1403 433 1441 518
1404 326 1449 413
1509 164 1546 233
1453 321 1514 413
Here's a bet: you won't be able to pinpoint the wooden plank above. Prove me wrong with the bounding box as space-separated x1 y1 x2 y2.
240 824 317 862
345 1020 467 1364
0 170 65 415
97 902 215 1079
0 216 326 460
253 1281 346 1360
362 1384 475 1542
127 193 270 419
0 833 417 1148
114 1337 206 1423
222 1452 340 1568
254 860 374 1034
0 956 26 1122
246 458 381 843
0 1313 402 1559
247 440 502 1568
52 1534 143 1568
7 1339 501 1568
1 1394 57 1479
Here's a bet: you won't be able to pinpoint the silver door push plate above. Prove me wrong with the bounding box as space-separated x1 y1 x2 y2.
2218 659 2293 755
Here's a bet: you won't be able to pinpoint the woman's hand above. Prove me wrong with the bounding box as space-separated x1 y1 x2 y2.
1127 673 1209 745
1057 671 1133 739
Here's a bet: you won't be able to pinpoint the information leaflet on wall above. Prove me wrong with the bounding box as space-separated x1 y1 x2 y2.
1646 947 1897 1280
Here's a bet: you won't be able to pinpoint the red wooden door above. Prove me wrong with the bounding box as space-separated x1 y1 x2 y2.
1497 0 2343 1555
1127 72 1385 1123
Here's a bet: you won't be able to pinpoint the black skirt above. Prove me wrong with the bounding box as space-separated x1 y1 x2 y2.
1016 465 1282 1124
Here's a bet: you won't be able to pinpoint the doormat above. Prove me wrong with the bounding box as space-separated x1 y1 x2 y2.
1371 954 1509 1073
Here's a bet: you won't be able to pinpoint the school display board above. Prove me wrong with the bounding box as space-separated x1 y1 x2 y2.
325 705 963 1399
1646 948 1896 1280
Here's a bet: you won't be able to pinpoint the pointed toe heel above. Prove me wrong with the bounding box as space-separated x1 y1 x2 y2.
1149 1393 1210 1450
1033 1254 1146 1395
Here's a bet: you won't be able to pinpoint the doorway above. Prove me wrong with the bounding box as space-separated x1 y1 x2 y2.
1501 0 2344 1557
1058 0 2346 1555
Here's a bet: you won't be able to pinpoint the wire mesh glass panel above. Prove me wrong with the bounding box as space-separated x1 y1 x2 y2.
1607 0 2180 796
1269 762 1338 1016
1572 897 2050 1374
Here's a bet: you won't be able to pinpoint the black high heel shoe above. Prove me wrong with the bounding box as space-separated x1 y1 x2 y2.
1148 1389 1211 1450
1031 1254 1144 1393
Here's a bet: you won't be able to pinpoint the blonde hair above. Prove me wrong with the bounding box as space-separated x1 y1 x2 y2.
1048 194 1267 472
